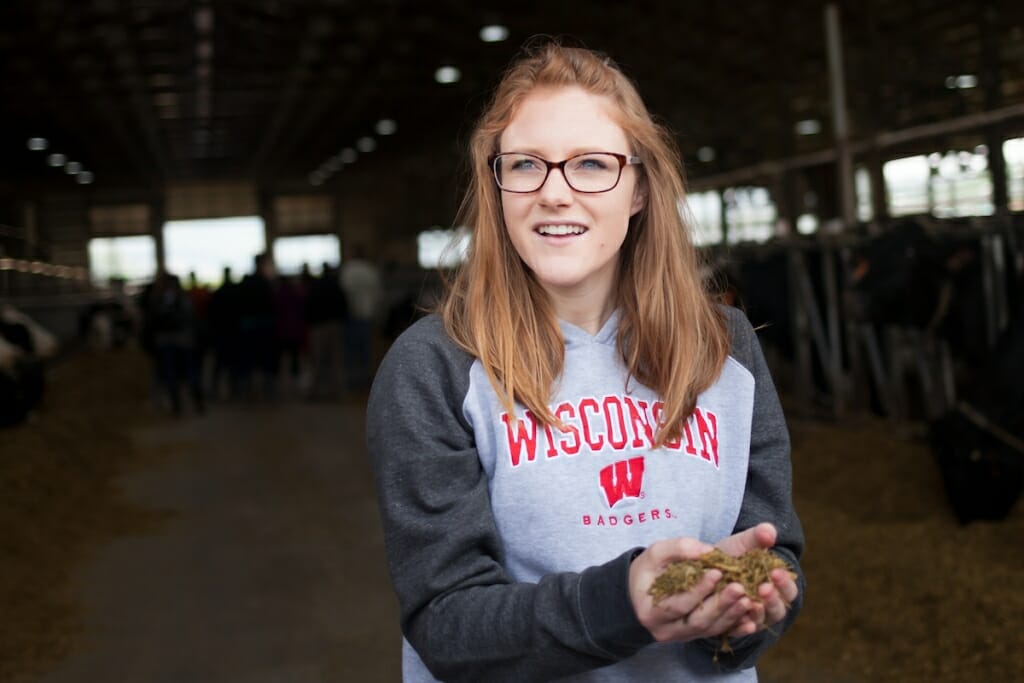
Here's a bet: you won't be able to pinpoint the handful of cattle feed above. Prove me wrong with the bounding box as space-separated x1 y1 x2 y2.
648 548 795 605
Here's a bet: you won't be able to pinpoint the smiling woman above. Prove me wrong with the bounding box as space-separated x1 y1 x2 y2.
367 39 804 683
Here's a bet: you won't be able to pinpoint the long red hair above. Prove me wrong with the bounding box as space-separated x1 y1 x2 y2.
441 40 729 447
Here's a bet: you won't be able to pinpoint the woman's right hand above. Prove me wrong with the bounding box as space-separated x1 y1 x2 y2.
627 537 757 643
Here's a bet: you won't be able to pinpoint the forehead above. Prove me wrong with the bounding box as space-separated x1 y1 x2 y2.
500 85 629 154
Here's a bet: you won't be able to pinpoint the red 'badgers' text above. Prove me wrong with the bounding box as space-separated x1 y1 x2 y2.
582 508 673 527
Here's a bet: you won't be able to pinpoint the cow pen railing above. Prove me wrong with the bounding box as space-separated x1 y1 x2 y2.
0 251 116 343
708 213 1024 422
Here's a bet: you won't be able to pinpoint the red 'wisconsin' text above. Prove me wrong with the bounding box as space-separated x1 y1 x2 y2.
501 395 719 468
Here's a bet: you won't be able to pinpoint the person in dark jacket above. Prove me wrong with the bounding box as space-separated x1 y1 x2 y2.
304 262 348 400
143 272 203 415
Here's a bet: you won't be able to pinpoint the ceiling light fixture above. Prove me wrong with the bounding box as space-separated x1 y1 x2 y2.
356 136 376 153
375 119 397 135
435 66 460 84
795 119 821 136
956 74 977 89
479 25 509 43
194 7 214 34
47 153 67 167
27 137 48 151
945 74 978 90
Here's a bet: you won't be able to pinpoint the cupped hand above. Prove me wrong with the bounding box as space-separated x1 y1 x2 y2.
629 524 800 642
628 537 755 642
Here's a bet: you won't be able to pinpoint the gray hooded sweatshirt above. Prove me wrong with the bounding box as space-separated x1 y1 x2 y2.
367 306 804 683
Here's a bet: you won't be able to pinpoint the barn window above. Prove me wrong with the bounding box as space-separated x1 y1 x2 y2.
683 191 723 246
723 187 776 244
929 148 994 218
272 234 340 276
884 155 930 217
855 166 873 222
417 226 470 269
88 235 157 286
885 150 995 219
163 216 266 285
1006 137 1024 212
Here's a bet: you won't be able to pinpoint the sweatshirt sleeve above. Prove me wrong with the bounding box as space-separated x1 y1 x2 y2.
699 306 806 670
366 315 654 683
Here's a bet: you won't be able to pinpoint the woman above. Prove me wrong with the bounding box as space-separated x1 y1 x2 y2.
367 40 804 682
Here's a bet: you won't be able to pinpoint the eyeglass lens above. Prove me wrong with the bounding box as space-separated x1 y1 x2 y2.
494 153 624 193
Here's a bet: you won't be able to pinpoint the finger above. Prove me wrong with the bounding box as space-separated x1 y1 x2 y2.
629 539 714 602
639 568 725 641
656 569 723 619
743 598 766 628
646 536 716 566
727 615 758 638
701 587 751 635
758 582 791 626
716 523 776 557
771 568 800 605
757 570 799 625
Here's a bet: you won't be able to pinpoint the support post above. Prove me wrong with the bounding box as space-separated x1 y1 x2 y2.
825 3 855 230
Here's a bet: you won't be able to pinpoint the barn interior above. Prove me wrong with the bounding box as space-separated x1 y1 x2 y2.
2 1 1023 681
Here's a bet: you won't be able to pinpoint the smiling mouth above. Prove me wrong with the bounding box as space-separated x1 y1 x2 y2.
536 224 587 236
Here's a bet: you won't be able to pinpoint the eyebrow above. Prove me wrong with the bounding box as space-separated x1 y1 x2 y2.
498 148 620 158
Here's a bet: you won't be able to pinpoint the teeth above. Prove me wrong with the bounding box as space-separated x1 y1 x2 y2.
537 224 586 236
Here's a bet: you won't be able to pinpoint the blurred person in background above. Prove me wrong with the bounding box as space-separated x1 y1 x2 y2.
185 271 212 393
273 271 309 398
142 271 203 416
236 252 278 400
340 243 381 392
208 266 240 400
305 261 347 400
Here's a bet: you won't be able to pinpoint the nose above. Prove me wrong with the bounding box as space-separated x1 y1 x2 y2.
536 165 574 206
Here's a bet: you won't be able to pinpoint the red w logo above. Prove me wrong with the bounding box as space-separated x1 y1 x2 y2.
598 457 645 508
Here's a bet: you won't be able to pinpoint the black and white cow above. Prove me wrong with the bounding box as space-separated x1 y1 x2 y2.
0 305 59 428
928 293 1024 524
846 218 1024 522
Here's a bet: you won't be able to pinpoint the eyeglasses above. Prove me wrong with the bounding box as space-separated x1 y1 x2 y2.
488 152 642 194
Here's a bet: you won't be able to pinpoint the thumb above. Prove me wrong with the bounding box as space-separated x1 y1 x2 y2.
717 522 777 556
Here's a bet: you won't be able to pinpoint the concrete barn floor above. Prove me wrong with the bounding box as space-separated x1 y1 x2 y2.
34 396 401 683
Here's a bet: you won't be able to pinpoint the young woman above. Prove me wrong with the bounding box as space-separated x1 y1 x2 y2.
367 40 804 682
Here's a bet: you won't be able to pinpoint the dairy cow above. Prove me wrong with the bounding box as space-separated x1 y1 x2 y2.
0 306 58 427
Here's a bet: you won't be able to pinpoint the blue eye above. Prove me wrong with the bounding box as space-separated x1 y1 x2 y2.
510 158 539 171
572 155 611 171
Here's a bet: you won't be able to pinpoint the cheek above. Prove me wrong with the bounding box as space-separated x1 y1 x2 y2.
502 198 531 234
501 200 531 257
600 200 635 240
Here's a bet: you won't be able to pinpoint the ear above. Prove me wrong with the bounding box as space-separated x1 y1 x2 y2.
630 178 648 217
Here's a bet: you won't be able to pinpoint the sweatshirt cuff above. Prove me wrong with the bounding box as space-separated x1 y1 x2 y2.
578 547 655 658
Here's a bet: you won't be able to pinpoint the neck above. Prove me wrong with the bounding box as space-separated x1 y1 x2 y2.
548 290 616 335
